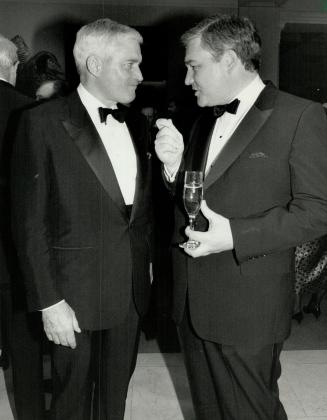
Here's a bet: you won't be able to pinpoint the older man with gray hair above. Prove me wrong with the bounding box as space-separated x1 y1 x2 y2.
11 18 152 420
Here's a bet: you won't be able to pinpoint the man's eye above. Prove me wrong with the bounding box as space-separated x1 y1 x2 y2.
187 65 199 71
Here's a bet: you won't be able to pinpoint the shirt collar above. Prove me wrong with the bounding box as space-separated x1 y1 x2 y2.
233 75 265 114
77 83 117 116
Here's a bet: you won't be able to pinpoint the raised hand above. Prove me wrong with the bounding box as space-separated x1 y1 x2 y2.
155 118 184 173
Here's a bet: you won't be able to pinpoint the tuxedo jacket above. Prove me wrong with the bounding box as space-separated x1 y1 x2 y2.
11 91 152 330
0 80 32 288
171 83 327 347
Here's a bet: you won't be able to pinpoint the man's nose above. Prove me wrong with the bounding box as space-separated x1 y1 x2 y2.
135 66 143 83
185 69 193 86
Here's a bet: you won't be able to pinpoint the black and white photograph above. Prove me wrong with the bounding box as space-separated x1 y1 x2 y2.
0 1 327 419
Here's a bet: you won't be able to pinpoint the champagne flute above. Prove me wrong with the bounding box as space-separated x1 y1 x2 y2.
180 170 203 249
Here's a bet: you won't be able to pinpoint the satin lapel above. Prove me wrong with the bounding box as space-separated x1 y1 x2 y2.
62 92 127 218
204 88 275 191
125 111 147 221
186 110 216 173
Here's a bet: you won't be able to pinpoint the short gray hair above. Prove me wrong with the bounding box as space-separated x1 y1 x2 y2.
73 18 142 74
0 35 18 70
181 15 261 72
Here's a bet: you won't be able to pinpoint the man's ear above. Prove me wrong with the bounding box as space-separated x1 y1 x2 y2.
86 55 102 77
222 49 238 73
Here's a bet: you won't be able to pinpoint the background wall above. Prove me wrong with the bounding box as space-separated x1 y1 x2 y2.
0 0 236 73
0 0 326 87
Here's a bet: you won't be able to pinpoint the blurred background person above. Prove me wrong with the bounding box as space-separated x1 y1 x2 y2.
35 78 70 101
16 49 65 98
293 236 327 322
0 35 46 420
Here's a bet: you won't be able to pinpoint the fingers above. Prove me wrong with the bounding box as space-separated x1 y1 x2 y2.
154 118 184 168
156 118 170 129
44 320 76 348
156 124 182 142
66 330 77 349
155 118 174 130
185 226 204 243
183 206 233 256
156 124 179 139
52 334 61 346
155 130 183 152
182 236 209 258
183 228 207 258
200 200 215 221
72 313 81 334
184 244 208 258
42 302 80 349
50 326 75 348
155 118 183 146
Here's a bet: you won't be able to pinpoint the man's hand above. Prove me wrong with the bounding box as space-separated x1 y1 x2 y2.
183 200 234 258
42 301 81 349
155 118 184 173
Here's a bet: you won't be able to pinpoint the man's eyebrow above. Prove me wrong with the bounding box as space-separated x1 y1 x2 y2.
126 58 142 63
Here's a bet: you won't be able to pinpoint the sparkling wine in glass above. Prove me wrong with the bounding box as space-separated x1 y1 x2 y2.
181 170 203 249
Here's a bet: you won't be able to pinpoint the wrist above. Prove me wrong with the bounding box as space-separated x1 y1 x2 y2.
165 160 181 176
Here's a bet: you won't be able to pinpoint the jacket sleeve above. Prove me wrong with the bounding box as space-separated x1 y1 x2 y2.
231 102 327 263
11 110 63 310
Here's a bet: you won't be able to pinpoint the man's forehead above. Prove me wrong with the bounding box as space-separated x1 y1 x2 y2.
111 34 140 48
108 35 142 58
185 40 213 64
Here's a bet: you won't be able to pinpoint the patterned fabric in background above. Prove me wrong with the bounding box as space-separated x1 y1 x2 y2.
295 235 327 295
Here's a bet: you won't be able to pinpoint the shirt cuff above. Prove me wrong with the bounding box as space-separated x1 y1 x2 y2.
41 299 65 311
164 165 179 182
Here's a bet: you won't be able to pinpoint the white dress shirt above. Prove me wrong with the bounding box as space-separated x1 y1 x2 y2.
205 75 265 175
164 76 265 181
77 83 137 205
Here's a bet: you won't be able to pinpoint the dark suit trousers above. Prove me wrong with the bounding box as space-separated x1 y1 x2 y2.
178 307 288 420
50 299 140 420
10 304 45 420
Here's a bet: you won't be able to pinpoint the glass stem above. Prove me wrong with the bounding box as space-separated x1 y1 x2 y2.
189 216 195 230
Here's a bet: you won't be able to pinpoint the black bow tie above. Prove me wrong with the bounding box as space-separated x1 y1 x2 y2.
213 98 240 118
98 106 127 124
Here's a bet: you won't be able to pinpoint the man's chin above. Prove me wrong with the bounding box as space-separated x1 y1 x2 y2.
123 92 136 104
196 97 207 107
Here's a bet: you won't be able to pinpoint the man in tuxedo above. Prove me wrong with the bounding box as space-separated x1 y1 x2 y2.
11 18 152 420
0 36 46 420
155 15 327 420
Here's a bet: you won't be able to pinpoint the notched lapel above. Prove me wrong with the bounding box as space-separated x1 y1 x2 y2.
204 104 273 191
62 94 127 218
